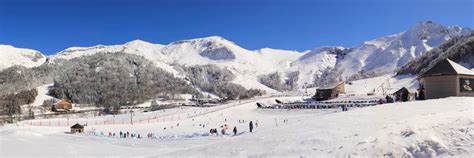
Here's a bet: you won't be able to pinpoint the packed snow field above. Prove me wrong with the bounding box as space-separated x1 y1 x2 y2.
1 96 473 157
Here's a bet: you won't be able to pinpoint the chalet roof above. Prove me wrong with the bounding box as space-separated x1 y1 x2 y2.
392 87 409 94
55 99 71 105
422 59 474 77
71 123 84 129
318 82 343 90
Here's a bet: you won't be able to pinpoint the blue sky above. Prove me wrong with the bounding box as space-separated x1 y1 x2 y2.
0 0 473 54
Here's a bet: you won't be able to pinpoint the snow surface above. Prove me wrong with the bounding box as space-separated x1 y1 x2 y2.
290 47 340 87
345 74 418 95
1 97 473 157
0 45 46 70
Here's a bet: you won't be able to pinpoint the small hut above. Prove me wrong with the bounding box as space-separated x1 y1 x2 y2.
420 59 474 99
313 82 345 101
392 87 409 102
54 99 72 111
70 123 84 134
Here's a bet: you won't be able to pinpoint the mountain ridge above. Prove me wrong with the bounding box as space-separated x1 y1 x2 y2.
1 21 471 94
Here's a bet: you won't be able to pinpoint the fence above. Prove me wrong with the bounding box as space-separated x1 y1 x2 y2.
23 97 263 127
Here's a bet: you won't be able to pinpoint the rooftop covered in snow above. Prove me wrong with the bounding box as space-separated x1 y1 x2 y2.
421 59 474 77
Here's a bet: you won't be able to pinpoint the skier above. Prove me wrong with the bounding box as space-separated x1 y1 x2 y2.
249 121 254 132
233 126 237 135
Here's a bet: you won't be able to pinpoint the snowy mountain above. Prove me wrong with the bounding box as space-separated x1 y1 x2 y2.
46 36 304 93
397 32 474 76
338 21 471 80
0 45 46 70
160 36 303 92
1 21 471 95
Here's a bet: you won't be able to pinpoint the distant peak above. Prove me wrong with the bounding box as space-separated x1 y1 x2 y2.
193 36 235 45
124 39 158 46
402 21 471 40
201 36 226 40
127 39 149 44
173 36 233 44
408 21 471 34
409 21 445 32
310 46 345 53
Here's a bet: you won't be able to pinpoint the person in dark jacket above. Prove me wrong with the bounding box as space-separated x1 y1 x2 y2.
385 95 391 103
233 126 237 135
249 121 254 132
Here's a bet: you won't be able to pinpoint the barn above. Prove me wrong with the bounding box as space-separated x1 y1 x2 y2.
420 59 474 99
313 82 345 101
54 99 73 111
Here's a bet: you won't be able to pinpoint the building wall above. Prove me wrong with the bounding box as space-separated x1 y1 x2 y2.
457 75 474 97
422 75 458 99
335 83 345 94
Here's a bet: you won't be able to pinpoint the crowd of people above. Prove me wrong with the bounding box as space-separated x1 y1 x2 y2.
84 119 260 140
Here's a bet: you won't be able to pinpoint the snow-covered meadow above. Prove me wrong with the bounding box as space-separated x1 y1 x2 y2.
1 96 473 157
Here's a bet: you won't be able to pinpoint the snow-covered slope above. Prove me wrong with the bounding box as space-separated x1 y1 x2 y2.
0 45 46 70
161 36 299 73
49 40 180 75
290 46 343 87
344 74 418 95
158 36 304 93
338 21 471 79
1 96 472 157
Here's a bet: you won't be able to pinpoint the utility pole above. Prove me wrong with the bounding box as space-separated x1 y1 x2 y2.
130 110 134 125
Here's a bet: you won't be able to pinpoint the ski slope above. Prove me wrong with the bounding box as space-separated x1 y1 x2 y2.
1 96 473 157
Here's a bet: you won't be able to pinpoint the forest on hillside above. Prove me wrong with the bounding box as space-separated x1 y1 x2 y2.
397 33 474 76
